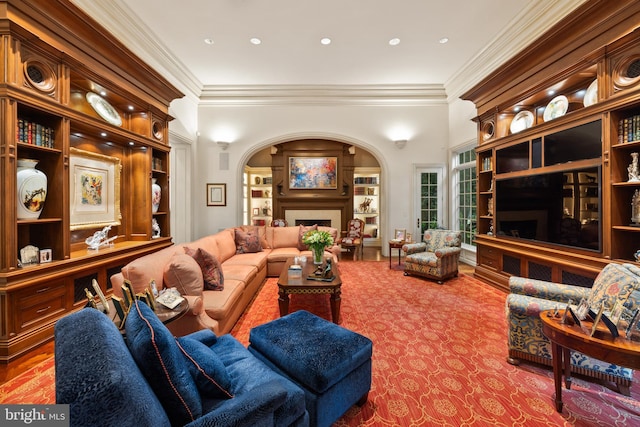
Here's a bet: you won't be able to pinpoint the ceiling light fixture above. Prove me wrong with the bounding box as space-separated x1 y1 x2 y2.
389 38 400 46
250 38 261 45
438 37 449 44
320 37 331 45
204 38 214 45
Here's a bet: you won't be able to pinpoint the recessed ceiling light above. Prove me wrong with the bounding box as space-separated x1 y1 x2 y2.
438 37 449 44
320 37 331 45
389 38 400 46
250 37 261 45
204 38 214 45
548 90 556 95
100 132 107 137
128 105 134 111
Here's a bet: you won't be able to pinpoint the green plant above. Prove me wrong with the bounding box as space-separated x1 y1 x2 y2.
302 229 334 251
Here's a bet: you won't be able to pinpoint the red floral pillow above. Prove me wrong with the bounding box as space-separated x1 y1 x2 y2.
235 228 263 254
184 247 224 291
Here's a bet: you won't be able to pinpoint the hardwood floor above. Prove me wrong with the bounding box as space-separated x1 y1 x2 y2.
0 245 475 385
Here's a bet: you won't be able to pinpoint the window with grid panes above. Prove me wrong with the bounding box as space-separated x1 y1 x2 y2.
454 148 477 246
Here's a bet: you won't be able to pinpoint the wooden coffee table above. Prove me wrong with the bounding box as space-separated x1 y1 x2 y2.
277 258 342 324
540 309 640 412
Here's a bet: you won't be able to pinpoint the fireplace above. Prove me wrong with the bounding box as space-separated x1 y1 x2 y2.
285 210 342 232
295 219 332 227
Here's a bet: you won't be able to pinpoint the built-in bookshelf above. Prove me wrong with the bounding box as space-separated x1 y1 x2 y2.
246 167 273 226
353 168 380 245
0 0 183 362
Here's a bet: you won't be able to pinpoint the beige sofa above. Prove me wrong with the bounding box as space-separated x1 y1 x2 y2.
110 225 340 336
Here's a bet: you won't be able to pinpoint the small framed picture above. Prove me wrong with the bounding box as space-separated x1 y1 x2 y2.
394 229 406 241
39 248 52 263
252 208 260 216
206 183 226 206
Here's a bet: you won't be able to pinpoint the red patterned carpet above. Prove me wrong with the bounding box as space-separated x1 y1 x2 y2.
232 262 640 426
2 261 639 426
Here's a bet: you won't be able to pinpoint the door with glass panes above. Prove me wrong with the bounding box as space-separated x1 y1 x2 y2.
413 167 444 242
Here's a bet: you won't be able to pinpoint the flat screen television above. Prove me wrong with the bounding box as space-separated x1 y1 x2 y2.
494 166 601 252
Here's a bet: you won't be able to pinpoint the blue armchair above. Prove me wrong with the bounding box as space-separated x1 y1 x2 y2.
55 303 308 426
506 262 640 395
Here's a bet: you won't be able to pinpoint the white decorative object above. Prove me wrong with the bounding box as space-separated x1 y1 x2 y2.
17 159 47 219
628 152 640 182
85 225 117 250
152 178 161 213
632 189 640 225
152 218 161 239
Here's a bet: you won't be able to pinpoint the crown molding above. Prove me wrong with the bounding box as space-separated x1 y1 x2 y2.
445 0 588 102
70 0 203 99
199 84 447 106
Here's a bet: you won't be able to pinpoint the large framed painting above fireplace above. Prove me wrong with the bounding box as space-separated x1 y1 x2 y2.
289 157 337 189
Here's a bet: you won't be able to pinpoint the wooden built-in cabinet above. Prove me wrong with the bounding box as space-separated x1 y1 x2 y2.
0 0 183 361
463 1 640 292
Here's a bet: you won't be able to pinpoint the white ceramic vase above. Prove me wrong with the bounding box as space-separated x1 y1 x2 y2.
17 159 47 219
151 178 161 213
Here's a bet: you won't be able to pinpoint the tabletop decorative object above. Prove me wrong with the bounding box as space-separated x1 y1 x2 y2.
628 152 640 182
632 189 640 226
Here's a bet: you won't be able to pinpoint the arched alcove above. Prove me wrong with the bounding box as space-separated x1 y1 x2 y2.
243 138 382 245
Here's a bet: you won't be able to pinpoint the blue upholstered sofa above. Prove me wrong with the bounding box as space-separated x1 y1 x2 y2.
506 262 640 394
402 229 462 283
55 302 309 426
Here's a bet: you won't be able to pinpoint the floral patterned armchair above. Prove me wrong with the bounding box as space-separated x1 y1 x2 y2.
402 229 461 283
506 262 640 395
336 218 365 260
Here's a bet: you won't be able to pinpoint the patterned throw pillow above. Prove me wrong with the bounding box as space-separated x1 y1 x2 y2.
297 224 317 250
235 227 263 254
184 247 224 291
588 263 637 311
176 337 234 399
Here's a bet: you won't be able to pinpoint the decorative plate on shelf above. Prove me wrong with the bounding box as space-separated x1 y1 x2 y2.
86 92 122 127
543 95 568 122
583 79 598 107
510 110 534 134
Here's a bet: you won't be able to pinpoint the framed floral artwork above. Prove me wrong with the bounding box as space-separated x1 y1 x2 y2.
69 147 122 230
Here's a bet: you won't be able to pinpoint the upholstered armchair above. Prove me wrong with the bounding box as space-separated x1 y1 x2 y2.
402 229 461 283
336 218 365 260
506 262 640 395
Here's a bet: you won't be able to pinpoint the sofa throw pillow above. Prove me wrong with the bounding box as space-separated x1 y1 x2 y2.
235 227 263 254
125 300 202 425
176 337 234 399
184 247 224 291
163 253 204 296
297 224 318 251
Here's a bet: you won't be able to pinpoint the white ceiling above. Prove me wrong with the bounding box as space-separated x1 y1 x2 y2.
71 0 586 98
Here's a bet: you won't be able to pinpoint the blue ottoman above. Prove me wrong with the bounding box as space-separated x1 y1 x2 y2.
249 310 372 427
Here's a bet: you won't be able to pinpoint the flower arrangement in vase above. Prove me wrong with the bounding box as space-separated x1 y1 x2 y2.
302 229 334 264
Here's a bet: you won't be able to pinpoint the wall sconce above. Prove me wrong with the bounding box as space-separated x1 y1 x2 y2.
216 141 230 150
394 139 408 149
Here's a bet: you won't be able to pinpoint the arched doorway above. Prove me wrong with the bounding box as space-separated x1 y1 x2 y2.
243 138 382 247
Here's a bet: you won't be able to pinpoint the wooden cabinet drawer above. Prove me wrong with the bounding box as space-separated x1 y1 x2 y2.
14 280 68 332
